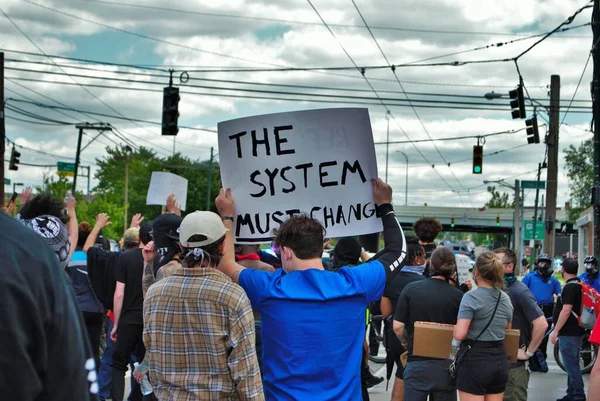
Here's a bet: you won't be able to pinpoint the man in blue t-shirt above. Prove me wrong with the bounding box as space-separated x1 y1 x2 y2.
579 255 600 292
215 178 407 401
521 253 561 358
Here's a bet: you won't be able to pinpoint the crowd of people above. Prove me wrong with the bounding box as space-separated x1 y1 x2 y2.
1 179 600 401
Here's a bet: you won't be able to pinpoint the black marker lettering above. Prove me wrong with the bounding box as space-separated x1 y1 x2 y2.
280 166 296 194
264 168 280 196
272 211 285 225
335 204 347 225
255 213 270 234
295 163 314 188
236 214 255 237
323 207 335 227
319 161 338 187
310 206 321 219
341 160 367 185
285 209 301 218
349 203 361 222
229 131 247 158
274 125 295 155
251 128 271 157
363 202 376 218
249 170 267 198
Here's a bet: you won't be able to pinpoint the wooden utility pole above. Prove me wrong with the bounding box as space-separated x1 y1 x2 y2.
0 52 5 204
593 0 600 256
543 75 560 257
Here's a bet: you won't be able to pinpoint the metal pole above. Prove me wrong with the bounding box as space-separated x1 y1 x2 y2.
124 156 129 233
72 127 83 193
514 179 521 274
397 151 409 206
206 147 214 210
87 166 91 195
385 110 390 182
173 136 176 156
544 75 560 258
520 186 525 268
593 0 600 256
531 163 543 262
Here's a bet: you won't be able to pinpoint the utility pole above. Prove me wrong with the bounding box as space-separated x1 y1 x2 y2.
73 123 111 193
206 147 214 210
593 0 600 256
124 155 129 233
543 75 560 258
0 52 5 204
86 166 91 195
385 110 390 182
520 185 525 269
514 179 521 274
531 162 545 263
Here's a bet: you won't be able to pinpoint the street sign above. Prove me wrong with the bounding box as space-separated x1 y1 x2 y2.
524 220 545 240
4 178 10 185
57 161 76 177
521 180 546 189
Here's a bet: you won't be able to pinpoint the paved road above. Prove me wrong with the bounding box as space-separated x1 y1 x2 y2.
366 347 591 401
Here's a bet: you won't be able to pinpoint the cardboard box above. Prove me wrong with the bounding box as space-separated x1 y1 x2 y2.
413 322 455 359
412 321 520 363
504 329 520 364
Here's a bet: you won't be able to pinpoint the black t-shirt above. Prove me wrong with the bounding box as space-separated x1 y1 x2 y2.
394 278 464 361
507 280 544 367
115 248 145 325
554 279 586 337
0 213 98 401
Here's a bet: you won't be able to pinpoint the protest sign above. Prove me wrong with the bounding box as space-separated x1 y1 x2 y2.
218 108 381 243
456 254 474 287
146 172 188 211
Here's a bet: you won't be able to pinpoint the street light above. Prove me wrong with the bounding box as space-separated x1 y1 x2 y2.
396 151 409 206
484 92 549 111
13 182 23 194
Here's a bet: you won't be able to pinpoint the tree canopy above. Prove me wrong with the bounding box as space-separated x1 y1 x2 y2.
564 138 593 222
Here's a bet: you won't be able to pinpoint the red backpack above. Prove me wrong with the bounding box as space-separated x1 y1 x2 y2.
572 282 600 330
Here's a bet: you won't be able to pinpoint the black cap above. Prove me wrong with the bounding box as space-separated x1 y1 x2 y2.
139 222 153 245
152 214 182 241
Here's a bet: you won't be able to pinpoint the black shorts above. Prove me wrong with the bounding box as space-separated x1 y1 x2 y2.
456 340 508 395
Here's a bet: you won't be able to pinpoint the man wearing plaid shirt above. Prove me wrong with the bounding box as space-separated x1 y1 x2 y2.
142 211 264 401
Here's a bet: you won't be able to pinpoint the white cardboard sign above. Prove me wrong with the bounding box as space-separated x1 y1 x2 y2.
218 108 381 243
146 172 188 211
456 255 474 287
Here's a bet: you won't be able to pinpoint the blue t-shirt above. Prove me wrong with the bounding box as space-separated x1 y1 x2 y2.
521 271 561 305
238 260 386 401
579 273 600 292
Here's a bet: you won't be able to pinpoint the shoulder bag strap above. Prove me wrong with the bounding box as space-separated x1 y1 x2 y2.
473 290 502 342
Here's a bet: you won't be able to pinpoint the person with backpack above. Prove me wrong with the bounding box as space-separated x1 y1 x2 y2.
551 258 586 401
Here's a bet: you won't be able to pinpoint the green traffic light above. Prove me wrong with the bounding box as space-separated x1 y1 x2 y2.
473 166 482 174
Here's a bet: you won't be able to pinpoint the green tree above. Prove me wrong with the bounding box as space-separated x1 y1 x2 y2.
564 138 593 221
485 186 513 208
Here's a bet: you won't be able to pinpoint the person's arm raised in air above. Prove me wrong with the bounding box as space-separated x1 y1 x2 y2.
83 213 111 253
65 192 78 263
369 178 407 284
216 188 247 283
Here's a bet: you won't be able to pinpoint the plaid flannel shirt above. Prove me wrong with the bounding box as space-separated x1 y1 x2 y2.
143 267 263 401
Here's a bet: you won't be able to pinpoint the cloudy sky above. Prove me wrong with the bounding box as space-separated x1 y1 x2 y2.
0 0 594 209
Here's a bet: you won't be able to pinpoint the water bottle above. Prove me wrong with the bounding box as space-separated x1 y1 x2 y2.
449 339 461 360
134 362 153 395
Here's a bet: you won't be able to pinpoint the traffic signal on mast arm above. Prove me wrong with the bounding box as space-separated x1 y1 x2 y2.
525 116 540 144
162 86 180 136
509 85 526 119
9 146 21 171
451 217 455 228
472 145 483 174
496 216 500 227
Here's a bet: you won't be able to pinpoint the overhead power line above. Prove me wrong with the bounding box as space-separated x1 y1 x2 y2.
81 0 591 38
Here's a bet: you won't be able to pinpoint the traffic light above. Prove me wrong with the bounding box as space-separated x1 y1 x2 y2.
8 147 20 171
525 116 540 144
451 217 455 228
472 145 483 174
509 85 526 119
162 86 180 136
496 216 500 227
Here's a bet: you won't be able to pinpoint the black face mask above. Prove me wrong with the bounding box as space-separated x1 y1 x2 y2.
538 263 553 278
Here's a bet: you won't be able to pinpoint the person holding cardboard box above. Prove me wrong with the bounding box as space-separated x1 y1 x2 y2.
493 248 546 401
453 251 514 401
392 247 464 401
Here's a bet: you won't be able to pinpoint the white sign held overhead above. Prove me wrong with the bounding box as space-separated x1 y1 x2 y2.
146 172 188 211
218 108 381 244
456 255 474 287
